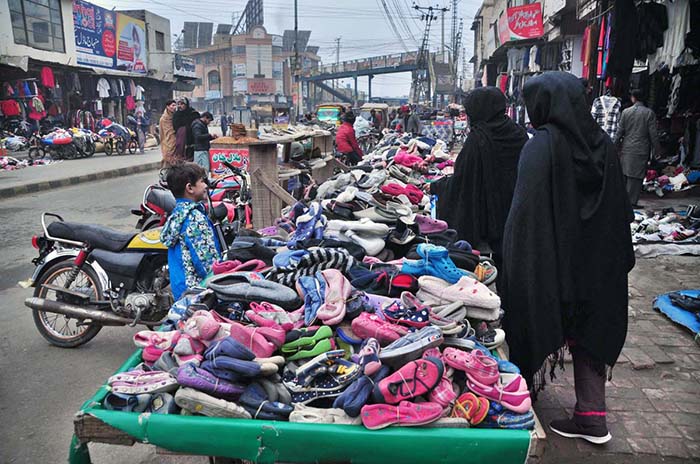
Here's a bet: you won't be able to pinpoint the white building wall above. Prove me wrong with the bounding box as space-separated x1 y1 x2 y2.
0 0 76 66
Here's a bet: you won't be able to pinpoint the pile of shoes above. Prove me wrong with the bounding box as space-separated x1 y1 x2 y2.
631 207 700 243
103 132 534 431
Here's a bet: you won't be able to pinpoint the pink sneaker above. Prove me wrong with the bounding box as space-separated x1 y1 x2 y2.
443 347 499 385
361 401 443 430
466 376 532 414
351 312 408 345
423 348 457 408
372 357 444 404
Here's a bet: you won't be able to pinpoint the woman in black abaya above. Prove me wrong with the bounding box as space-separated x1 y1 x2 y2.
172 97 200 162
501 71 634 445
429 87 527 269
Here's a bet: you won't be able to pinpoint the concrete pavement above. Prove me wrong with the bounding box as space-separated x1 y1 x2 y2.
0 147 162 199
0 167 698 462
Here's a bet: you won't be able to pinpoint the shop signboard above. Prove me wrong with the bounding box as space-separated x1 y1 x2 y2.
73 0 117 69
247 78 276 94
209 148 250 176
205 90 222 100
174 54 196 78
497 3 544 44
115 13 147 73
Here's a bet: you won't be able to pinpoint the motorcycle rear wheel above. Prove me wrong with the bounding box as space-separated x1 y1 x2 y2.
105 140 114 156
27 147 44 161
31 260 103 348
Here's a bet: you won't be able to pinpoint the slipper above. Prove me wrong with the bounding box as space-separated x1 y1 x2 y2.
451 392 489 425
466 376 532 414
443 347 499 385
282 326 333 352
103 392 152 412
361 401 443 430
379 326 443 366
372 357 444 404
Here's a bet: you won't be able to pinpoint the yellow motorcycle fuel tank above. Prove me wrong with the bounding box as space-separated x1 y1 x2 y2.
126 228 168 251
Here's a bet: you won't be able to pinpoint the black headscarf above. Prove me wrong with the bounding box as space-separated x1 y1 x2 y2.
501 72 634 391
172 97 200 132
431 87 527 247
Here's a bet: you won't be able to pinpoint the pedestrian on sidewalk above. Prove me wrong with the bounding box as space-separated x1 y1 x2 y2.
191 111 217 171
159 100 177 166
501 72 635 445
135 109 149 154
173 97 200 162
613 89 659 207
427 87 528 280
220 112 228 137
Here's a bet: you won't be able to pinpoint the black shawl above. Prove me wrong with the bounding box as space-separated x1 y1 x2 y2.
172 97 200 134
431 87 527 247
501 72 635 390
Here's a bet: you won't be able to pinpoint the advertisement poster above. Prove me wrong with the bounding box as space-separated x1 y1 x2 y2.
174 54 196 78
498 3 544 44
210 148 250 176
116 13 147 73
73 0 117 69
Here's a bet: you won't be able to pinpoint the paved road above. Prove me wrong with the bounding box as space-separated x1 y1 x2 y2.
0 172 200 463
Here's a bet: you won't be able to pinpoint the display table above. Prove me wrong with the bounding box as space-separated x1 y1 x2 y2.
210 138 296 229
69 348 545 464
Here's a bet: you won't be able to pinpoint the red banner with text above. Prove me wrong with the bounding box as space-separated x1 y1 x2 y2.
498 3 544 44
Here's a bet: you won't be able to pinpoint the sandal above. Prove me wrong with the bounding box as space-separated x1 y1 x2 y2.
372 357 444 404
451 392 489 425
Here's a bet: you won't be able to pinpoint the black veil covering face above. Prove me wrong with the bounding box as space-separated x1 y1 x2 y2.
431 87 527 248
501 71 635 390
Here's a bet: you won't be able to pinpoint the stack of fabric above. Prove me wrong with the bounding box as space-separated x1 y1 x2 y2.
104 132 534 431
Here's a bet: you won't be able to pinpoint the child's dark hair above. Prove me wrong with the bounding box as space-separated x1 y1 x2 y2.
166 162 206 197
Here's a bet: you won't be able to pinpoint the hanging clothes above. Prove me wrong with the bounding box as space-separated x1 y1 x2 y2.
28 95 47 121
135 85 145 100
667 73 682 117
40 67 55 88
648 0 691 73
591 95 622 140
109 79 119 97
125 95 136 111
636 2 669 60
97 78 110 98
0 100 21 116
607 0 639 80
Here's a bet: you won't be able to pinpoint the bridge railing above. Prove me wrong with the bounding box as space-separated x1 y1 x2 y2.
313 51 420 76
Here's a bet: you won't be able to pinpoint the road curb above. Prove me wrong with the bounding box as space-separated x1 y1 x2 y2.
0 161 161 199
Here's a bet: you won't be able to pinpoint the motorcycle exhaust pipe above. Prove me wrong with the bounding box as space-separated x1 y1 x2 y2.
24 297 166 327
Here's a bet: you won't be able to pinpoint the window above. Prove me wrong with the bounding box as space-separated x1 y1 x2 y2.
208 70 220 90
155 31 165 51
10 0 65 52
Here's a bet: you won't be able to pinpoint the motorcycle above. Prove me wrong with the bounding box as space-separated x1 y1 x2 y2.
131 163 250 231
28 128 79 160
70 128 98 158
23 192 234 348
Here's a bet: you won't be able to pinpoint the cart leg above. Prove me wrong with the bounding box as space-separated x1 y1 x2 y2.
68 434 92 464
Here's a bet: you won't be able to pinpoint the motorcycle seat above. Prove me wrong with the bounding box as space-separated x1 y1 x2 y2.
146 188 176 214
47 221 135 252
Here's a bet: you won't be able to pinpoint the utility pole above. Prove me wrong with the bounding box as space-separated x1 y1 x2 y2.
334 37 341 95
413 3 448 104
294 0 302 117
441 9 445 61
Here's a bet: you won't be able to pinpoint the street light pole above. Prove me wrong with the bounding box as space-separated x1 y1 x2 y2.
294 0 302 117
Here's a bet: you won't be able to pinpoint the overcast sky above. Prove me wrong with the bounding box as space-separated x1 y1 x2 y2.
92 0 482 97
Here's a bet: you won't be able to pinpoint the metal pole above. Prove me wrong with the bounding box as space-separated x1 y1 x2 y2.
294 0 302 118
441 9 445 61
335 37 341 94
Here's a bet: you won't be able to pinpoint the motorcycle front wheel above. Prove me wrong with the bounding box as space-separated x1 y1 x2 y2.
105 140 114 156
27 147 45 161
31 260 103 348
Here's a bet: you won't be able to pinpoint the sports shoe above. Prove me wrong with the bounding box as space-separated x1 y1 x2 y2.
549 418 612 444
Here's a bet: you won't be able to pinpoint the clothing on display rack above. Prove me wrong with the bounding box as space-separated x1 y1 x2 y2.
591 95 622 140
648 0 691 73
635 1 668 60
97 78 110 99
40 67 55 89
135 85 145 101
607 0 639 80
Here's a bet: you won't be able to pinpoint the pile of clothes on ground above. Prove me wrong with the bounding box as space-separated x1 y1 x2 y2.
0 155 58 171
103 133 535 431
643 165 700 197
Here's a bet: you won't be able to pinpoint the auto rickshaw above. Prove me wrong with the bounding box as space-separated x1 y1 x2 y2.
315 103 346 127
359 103 389 130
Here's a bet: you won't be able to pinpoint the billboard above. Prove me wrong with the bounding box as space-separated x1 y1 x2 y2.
174 54 196 78
498 3 544 45
247 78 276 95
73 0 117 69
210 148 250 176
116 13 147 73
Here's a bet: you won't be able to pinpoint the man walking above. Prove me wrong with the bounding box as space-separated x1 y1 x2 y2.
191 111 218 171
220 112 228 137
614 90 658 207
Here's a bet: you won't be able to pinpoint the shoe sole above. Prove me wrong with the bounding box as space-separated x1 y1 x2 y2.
549 424 612 444
174 388 251 419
